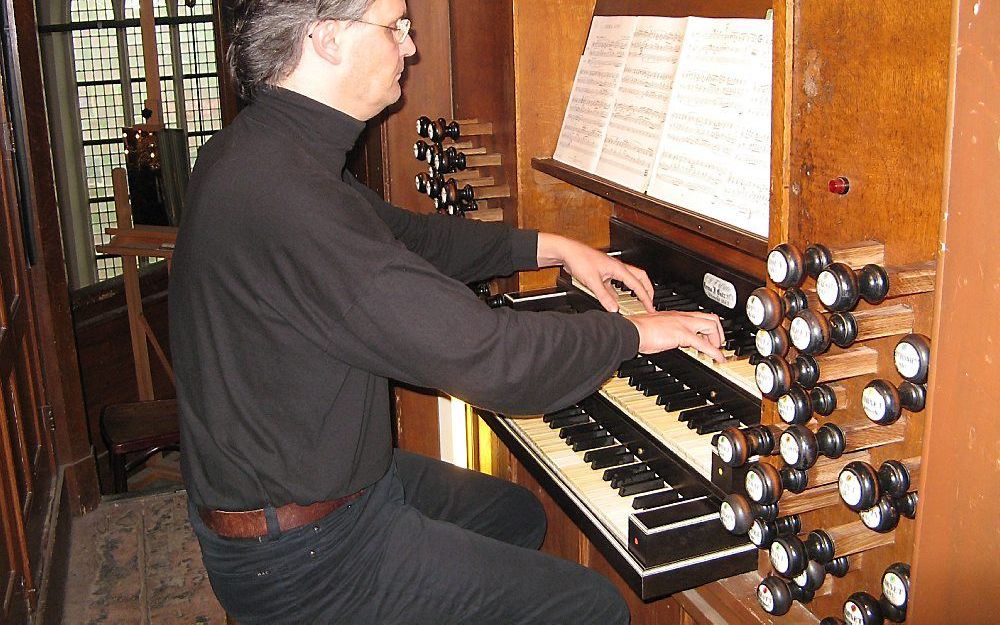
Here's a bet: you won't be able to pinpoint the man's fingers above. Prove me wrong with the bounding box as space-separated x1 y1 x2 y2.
598 280 621 312
682 312 725 347
622 265 654 312
688 332 726 363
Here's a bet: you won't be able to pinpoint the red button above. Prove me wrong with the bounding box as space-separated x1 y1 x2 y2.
828 176 851 195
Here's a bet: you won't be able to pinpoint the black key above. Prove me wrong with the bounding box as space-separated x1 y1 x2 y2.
686 411 734 430
631 371 675 388
655 388 700 406
572 435 616 452
558 422 604 439
628 368 668 386
583 445 628 463
726 402 760 422
611 469 657 489
632 490 683 510
591 453 636 470
542 407 584 422
616 357 651 376
696 418 741 435
602 463 648 482
619 479 667 497
547 413 591 429
564 428 609 446
678 405 726 421
621 364 657 380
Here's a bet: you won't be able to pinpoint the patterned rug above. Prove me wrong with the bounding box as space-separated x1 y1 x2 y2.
62 489 226 624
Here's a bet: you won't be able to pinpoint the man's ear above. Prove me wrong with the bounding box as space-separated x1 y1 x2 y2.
308 20 347 65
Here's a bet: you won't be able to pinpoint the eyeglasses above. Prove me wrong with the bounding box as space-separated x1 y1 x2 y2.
349 17 412 44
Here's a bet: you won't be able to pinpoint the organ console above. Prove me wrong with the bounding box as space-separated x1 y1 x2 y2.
380 0 990 622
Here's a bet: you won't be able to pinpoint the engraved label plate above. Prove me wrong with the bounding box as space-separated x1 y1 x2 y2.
704 273 737 309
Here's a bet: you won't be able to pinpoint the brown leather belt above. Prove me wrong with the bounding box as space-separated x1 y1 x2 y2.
199 491 364 539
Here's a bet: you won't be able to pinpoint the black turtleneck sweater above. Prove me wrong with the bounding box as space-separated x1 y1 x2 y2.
169 88 639 511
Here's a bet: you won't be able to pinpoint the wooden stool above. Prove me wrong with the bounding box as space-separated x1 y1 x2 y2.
99 398 180 493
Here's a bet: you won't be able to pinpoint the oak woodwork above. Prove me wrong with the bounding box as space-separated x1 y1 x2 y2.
908 4 1000 622
367 0 985 622
820 521 896 561
12 0 97 512
842 305 915 344
810 346 878 384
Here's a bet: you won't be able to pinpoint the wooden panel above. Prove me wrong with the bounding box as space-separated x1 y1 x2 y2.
369 0 455 457
11 0 97 515
783 1 951 265
761 0 954 619
383 0 454 213
908 1 1000 623
447 0 615 292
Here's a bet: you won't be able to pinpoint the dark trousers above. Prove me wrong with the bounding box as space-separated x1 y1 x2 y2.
190 449 630 624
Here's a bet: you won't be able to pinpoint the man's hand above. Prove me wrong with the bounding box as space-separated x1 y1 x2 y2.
628 311 727 363
536 233 654 313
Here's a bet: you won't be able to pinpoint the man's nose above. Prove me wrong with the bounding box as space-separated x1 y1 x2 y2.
400 33 416 57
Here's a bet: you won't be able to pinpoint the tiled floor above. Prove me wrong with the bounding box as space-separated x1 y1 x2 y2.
61 488 226 625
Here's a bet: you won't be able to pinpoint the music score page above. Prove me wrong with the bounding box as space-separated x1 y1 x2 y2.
553 15 772 237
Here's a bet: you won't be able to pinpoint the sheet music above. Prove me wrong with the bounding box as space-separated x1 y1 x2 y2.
594 17 687 191
646 17 772 236
553 16 636 172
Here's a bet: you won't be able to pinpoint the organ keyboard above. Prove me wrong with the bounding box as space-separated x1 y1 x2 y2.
478 220 765 599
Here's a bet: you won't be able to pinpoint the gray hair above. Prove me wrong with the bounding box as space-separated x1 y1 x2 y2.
228 0 374 101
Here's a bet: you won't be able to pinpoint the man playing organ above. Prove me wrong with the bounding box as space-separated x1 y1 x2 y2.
169 0 726 623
